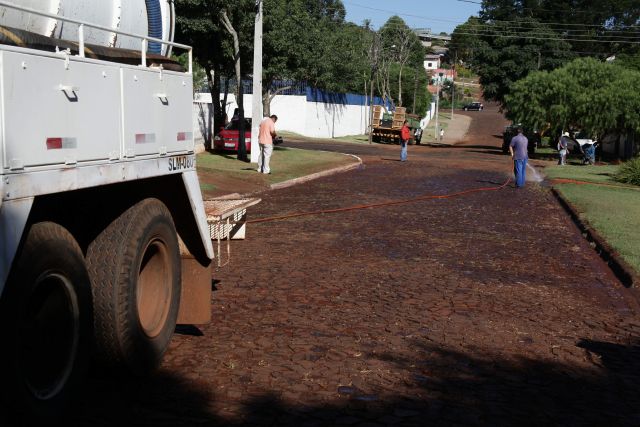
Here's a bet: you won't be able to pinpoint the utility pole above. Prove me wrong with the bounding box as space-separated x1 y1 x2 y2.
434 85 439 140
368 78 374 144
451 53 456 119
434 72 442 140
250 0 263 163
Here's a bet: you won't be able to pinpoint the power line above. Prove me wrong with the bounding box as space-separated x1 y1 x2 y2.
455 0 639 16
343 0 640 31
448 30 640 44
381 22 640 41
364 21 640 37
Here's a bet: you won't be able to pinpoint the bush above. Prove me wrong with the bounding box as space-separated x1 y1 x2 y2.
614 157 640 185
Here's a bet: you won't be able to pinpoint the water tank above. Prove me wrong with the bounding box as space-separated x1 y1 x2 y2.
0 0 175 55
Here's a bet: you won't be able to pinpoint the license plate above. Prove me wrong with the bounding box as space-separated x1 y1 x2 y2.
168 155 195 172
224 143 236 148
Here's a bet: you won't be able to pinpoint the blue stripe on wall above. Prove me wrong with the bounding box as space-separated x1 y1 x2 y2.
306 87 392 108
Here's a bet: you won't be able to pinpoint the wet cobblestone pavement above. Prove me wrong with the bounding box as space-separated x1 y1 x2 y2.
69 105 640 426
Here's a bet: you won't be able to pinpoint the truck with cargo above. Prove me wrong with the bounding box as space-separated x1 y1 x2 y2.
0 0 215 421
371 105 420 144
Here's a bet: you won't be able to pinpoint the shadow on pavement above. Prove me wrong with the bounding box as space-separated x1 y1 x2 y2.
0 338 629 426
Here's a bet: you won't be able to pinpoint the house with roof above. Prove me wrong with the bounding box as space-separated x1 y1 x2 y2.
424 54 441 71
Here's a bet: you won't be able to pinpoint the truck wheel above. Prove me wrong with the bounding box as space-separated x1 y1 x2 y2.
0 222 91 422
86 198 181 374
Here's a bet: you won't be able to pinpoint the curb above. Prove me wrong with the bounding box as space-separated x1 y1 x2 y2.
270 154 363 191
551 187 639 288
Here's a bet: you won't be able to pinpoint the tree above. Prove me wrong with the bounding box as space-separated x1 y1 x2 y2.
379 16 424 107
261 0 370 114
450 17 484 66
505 57 640 139
220 7 249 160
175 0 254 146
469 17 575 106
479 0 640 57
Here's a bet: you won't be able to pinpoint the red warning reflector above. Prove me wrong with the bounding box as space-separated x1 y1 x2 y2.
46 138 62 150
135 133 156 144
177 132 193 142
46 137 77 150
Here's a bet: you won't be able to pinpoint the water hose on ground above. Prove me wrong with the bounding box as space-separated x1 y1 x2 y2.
248 176 513 225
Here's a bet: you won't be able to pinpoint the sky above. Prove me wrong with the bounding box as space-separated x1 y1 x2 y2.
343 0 482 34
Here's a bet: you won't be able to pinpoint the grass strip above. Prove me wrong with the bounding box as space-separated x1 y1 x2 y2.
197 147 358 185
550 163 640 274
545 164 621 185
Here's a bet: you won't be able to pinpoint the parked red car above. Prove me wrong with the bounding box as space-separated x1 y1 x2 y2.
213 118 253 152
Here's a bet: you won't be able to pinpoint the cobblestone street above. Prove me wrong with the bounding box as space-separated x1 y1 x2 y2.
70 105 640 426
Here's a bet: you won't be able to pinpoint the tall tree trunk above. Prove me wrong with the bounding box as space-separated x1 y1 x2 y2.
222 76 230 123
221 10 247 161
262 79 272 117
205 64 223 150
412 73 418 114
398 65 404 107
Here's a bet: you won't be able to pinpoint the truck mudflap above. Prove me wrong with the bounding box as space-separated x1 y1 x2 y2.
0 197 34 295
181 170 214 260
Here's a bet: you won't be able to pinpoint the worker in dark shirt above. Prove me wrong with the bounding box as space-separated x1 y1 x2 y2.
509 127 529 188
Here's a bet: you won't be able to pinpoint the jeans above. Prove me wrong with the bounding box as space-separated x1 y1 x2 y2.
400 141 407 161
514 158 527 187
257 143 273 174
558 149 567 165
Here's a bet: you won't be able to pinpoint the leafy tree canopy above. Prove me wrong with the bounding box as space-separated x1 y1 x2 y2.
450 16 484 66
479 0 640 56
480 0 640 28
175 1 430 115
470 18 575 105
505 57 640 138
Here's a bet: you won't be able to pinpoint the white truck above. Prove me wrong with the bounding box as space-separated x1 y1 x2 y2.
0 0 215 421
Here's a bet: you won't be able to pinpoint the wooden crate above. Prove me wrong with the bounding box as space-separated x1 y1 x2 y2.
372 105 383 120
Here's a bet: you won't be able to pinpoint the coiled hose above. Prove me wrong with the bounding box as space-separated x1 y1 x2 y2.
145 0 163 54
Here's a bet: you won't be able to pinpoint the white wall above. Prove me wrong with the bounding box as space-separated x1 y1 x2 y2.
193 92 373 140
304 102 370 138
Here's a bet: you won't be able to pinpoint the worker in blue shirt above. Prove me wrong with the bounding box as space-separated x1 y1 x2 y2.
509 127 529 188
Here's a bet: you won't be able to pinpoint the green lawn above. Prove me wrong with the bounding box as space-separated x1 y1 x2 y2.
545 164 621 185
548 163 640 273
197 147 358 185
279 131 370 145
555 184 640 270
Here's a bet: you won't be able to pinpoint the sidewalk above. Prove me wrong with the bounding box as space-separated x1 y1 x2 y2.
421 111 472 145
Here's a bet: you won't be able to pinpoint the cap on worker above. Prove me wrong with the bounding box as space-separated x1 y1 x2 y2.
563 131 569 137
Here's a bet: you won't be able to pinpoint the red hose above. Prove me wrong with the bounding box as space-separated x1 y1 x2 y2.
248 176 512 224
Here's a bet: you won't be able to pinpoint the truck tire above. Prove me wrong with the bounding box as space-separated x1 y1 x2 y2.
0 222 92 422
86 198 181 374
